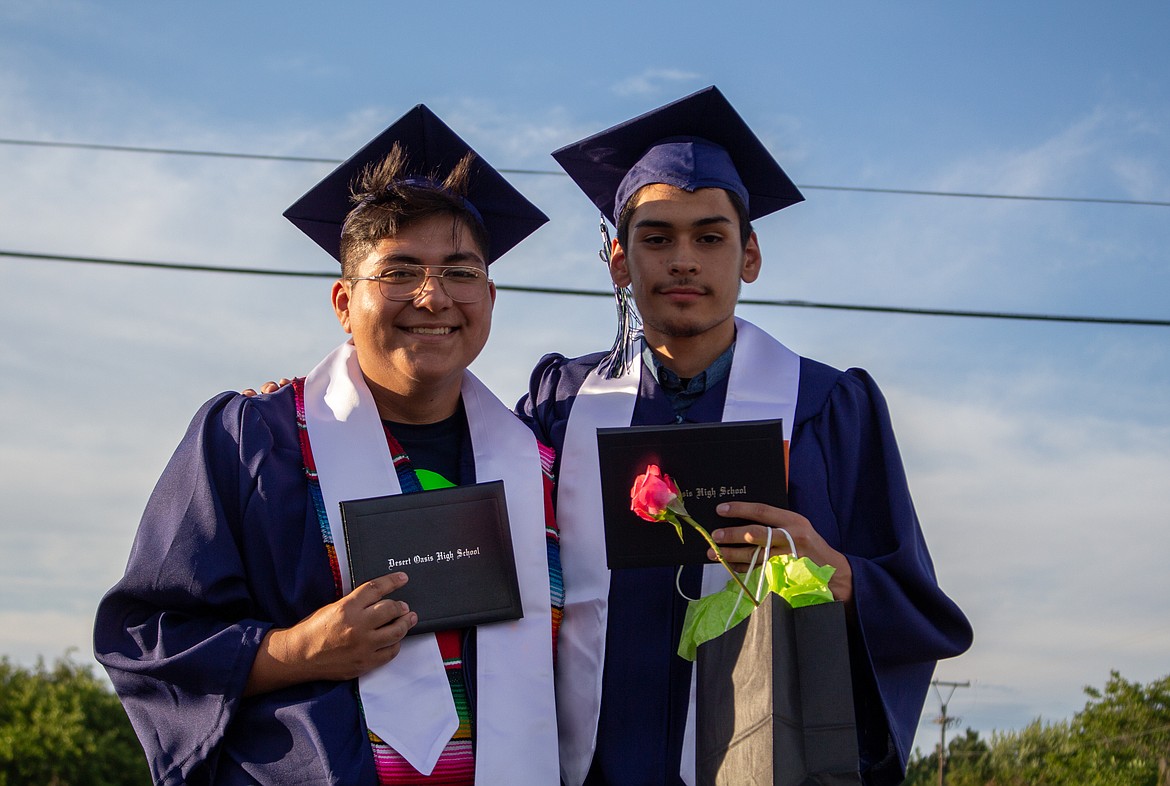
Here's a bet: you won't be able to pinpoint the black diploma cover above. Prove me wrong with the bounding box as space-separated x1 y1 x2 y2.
339 480 523 635
596 419 788 569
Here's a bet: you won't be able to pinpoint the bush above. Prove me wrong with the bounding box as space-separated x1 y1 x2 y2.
0 653 148 786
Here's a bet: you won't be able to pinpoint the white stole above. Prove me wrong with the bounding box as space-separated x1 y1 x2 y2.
556 318 800 786
303 341 558 783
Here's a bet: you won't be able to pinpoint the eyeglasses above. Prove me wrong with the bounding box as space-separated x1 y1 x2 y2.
344 264 492 303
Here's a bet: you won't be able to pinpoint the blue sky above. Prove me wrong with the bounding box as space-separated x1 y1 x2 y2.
2 0 1169 756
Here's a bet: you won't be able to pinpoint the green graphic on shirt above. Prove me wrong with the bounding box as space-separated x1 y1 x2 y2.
415 468 455 491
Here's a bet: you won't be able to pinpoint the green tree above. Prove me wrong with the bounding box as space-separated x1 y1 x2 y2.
925 671 1170 786
1064 670 1170 786
904 728 991 786
985 718 1076 785
903 745 938 785
0 654 148 786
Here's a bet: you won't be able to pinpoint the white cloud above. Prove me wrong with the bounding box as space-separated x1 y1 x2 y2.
760 101 1170 326
0 609 100 667
612 68 704 97
892 378 1170 746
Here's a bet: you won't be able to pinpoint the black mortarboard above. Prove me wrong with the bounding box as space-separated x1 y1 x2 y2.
284 104 548 264
551 86 804 224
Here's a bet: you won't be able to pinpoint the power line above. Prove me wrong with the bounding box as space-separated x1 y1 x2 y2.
737 297 1170 326
5 249 1168 327
3 136 1168 208
0 137 341 165
798 183 1170 208
1 250 334 278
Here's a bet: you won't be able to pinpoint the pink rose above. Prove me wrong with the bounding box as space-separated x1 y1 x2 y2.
630 464 682 522
627 463 758 606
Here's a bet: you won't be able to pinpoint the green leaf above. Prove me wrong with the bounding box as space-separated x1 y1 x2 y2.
676 554 835 661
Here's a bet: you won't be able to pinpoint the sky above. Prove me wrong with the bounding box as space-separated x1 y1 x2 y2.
2 0 1168 758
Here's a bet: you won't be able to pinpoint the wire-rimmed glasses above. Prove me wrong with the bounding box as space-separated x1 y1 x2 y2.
344 264 492 303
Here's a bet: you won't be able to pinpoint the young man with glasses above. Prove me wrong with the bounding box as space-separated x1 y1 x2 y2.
95 106 561 785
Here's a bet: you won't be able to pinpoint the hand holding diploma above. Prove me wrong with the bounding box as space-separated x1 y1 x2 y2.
711 502 854 604
245 571 417 696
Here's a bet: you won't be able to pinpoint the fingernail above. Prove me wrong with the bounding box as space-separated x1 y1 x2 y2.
716 503 730 514
712 529 724 541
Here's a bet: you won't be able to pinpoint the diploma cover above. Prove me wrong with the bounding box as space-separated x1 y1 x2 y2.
340 480 523 634
596 418 788 569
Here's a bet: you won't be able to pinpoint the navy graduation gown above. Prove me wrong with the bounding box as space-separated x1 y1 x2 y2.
94 386 381 785
517 351 973 786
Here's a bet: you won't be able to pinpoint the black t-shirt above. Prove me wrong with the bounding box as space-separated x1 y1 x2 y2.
383 399 472 488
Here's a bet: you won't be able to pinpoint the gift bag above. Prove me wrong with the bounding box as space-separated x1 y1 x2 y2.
696 593 861 786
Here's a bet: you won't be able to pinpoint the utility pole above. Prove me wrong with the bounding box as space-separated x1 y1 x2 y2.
932 679 970 786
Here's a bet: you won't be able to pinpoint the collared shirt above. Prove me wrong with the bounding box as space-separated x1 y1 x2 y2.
641 339 736 422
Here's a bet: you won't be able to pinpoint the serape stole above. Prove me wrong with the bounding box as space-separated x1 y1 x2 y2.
292 378 562 784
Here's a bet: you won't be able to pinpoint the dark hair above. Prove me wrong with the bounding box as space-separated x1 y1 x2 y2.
338 144 489 276
614 185 753 249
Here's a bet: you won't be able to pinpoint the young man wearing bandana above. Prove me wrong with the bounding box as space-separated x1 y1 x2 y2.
94 106 561 785
518 87 973 786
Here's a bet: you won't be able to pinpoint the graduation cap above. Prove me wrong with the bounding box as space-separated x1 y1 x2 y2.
551 85 804 225
284 104 548 264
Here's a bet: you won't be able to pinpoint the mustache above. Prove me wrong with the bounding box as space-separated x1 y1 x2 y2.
652 277 710 295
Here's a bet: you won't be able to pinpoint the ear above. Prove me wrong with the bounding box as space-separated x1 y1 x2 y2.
331 279 353 334
609 237 632 287
740 231 762 284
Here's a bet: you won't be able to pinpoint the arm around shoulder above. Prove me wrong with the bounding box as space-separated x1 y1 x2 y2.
514 350 608 458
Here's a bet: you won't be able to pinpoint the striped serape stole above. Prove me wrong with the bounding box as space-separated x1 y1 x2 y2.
292 378 563 784
370 630 473 784
538 441 564 661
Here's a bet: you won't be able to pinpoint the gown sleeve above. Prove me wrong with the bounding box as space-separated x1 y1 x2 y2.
515 351 606 464
92 389 357 785
790 363 973 782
